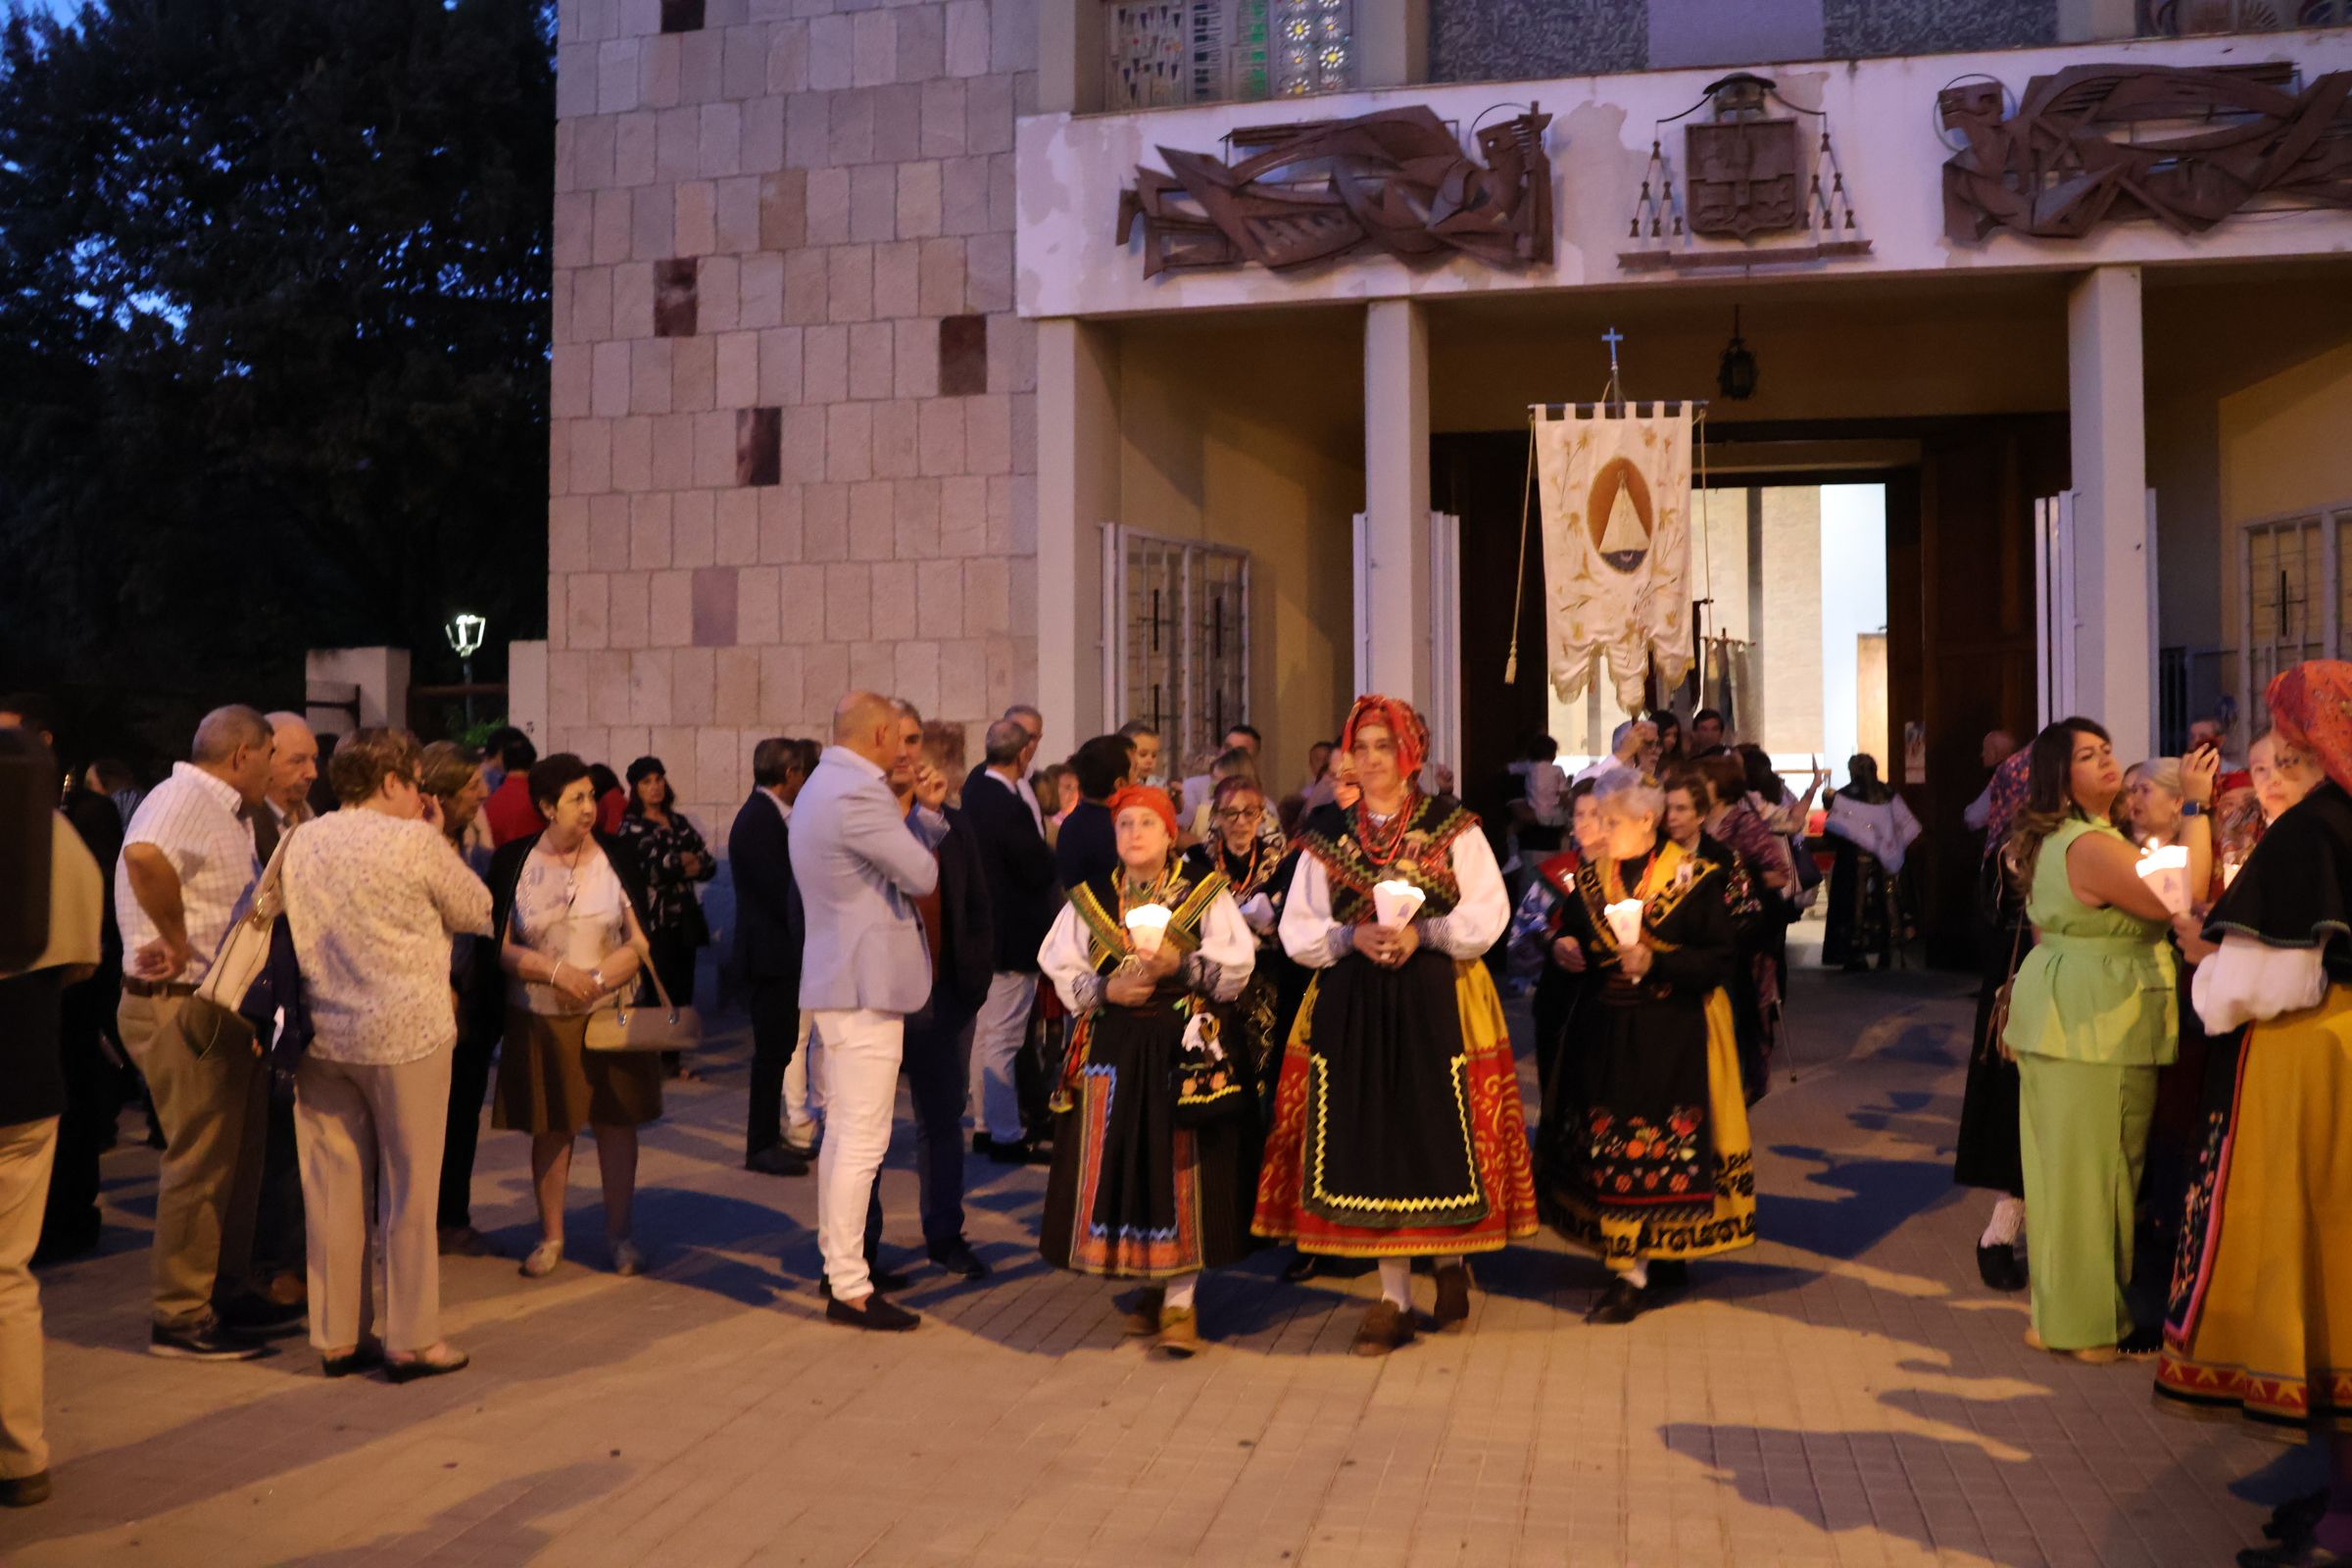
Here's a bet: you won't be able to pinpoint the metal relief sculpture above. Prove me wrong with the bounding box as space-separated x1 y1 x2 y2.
1939 63 2352 243
1620 74 1868 272
1115 105 1553 277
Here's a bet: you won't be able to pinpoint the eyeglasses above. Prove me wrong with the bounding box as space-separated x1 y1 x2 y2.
1216 806 1263 822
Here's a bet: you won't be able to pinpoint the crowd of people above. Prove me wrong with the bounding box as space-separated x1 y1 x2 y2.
9 672 2352 1567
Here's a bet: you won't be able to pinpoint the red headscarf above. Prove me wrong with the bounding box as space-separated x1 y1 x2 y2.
1339 694 1429 780
1105 784 1179 841
2265 661 2352 795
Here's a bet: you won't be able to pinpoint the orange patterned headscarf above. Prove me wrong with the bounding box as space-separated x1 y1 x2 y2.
1340 694 1429 779
2265 661 2352 796
1105 784 1179 840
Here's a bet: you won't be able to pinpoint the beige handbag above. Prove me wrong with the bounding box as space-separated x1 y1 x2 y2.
582 936 704 1053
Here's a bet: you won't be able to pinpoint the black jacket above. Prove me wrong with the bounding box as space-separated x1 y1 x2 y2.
921 804 997 1025
487 830 659 1000
1054 800 1118 894
959 765 1060 973
726 790 805 992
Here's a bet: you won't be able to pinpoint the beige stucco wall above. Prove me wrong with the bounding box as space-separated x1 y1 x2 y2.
2220 342 2352 525
1111 314 1364 780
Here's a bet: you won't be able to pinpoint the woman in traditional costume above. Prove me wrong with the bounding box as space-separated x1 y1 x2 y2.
1182 774 1299 1110
1953 748 2034 1292
1663 767 1770 1100
1253 695 1534 1356
1538 774 1756 1324
2160 662 2352 1568
1038 785 1257 1358
1507 779 1604 1117
1821 754 1907 971
2001 717 2178 1364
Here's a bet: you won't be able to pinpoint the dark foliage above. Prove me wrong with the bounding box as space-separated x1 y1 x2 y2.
0 0 553 765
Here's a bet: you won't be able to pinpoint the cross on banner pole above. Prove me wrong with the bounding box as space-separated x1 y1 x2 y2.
1601 326 1625 413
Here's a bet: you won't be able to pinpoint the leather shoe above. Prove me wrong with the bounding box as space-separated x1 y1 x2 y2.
745 1146 809 1177
1351 1298 1416 1356
1153 1305 1204 1359
818 1264 912 1299
927 1238 990 1280
975 1134 1051 1165
0 1470 51 1507
1976 1243 2026 1293
1586 1277 1648 1325
149 1323 272 1362
2269 1490 2330 1544
1431 1263 1471 1332
218 1296 308 1340
826 1292 920 1332
321 1345 385 1379
384 1348 470 1384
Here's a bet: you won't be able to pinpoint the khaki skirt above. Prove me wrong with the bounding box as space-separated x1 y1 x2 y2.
493 1009 663 1135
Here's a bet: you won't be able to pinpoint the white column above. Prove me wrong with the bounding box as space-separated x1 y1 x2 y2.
2067 265 2153 760
1037 318 1119 748
1363 300 1432 710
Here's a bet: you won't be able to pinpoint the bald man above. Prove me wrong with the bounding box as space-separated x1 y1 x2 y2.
788 691 953 1331
254 712 318 861
117 706 295 1359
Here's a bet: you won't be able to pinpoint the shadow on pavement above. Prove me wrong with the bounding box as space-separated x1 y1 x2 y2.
260 1462 608 1567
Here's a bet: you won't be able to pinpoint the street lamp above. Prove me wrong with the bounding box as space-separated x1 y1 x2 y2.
446 612 488 727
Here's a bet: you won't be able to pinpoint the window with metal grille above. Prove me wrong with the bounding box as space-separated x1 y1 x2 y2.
2240 504 2352 731
1103 527 1252 776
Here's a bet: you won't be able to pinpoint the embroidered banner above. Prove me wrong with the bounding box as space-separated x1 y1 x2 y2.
1533 404 1694 712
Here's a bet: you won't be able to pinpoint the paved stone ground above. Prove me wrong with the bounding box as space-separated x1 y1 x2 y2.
0 966 2315 1568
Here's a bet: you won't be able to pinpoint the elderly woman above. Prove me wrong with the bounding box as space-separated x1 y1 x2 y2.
1538 773 1755 1324
2001 718 2187 1364
1181 774 1296 1104
2160 663 2352 1566
1253 695 1535 1355
281 728 492 1381
418 743 504 1257
1040 785 1255 1357
1508 779 1605 1116
492 754 662 1280
616 756 715 1082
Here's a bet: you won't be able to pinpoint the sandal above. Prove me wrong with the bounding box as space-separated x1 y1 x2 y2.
519 1240 564 1279
385 1344 470 1385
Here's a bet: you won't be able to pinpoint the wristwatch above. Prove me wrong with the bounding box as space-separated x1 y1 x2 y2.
2181 800 2204 818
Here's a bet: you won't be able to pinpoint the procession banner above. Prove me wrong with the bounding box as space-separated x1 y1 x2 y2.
1533 404 1694 712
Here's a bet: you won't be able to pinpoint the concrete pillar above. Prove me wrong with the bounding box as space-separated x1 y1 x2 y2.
1363 300 1432 710
1037 318 1121 750
2068 265 2154 760
1354 0 1429 89
1038 0 1103 115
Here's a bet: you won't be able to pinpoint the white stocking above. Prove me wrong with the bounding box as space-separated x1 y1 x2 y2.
1377 1258 1412 1308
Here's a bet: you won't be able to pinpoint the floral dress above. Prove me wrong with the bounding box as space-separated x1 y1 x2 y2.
615 809 714 1005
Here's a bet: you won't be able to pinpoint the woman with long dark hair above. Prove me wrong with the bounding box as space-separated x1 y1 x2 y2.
616 757 715 1082
1954 747 2033 1291
2001 717 2181 1363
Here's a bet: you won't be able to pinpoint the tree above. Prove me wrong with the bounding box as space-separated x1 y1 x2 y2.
0 0 553 752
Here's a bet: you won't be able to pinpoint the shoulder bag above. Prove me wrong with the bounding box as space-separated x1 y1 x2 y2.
583 934 704 1053
172 835 292 1061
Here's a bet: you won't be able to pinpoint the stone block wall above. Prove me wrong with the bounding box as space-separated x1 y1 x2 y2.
547 0 1040 831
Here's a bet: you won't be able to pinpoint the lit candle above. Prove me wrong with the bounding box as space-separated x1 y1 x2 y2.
1124 903 1173 956
1373 879 1426 930
2135 843 2192 914
1603 898 1644 949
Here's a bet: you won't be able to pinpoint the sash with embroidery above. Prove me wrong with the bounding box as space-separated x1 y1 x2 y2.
1573 838 1718 959
1292 794 1479 927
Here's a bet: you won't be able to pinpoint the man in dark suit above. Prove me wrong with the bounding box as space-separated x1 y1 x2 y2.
1054 734 1131 892
960 718 1061 1164
867 706 995 1281
730 736 815 1177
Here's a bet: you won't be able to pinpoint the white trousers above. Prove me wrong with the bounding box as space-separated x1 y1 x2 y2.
783 1010 822 1133
808 1007 903 1300
968 972 1037 1141
295 1050 452 1354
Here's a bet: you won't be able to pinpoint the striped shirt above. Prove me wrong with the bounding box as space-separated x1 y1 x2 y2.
116 761 260 985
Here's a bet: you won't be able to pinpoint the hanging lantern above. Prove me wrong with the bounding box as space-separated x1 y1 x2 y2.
1717 307 1758 401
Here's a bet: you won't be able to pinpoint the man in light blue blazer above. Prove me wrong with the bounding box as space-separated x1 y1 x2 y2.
789 690 951 1330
